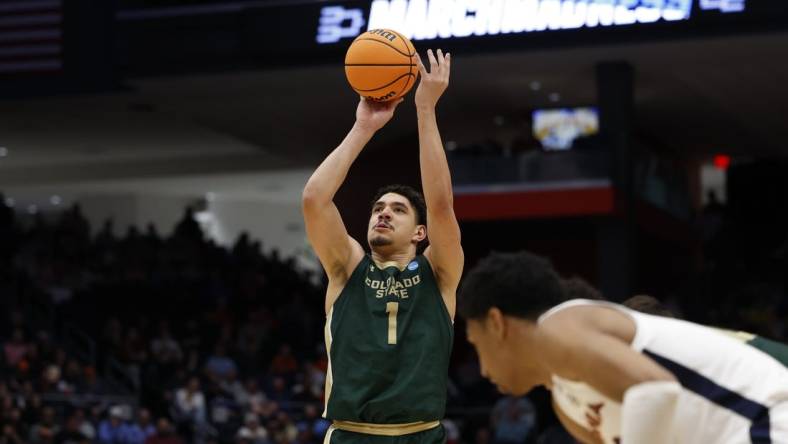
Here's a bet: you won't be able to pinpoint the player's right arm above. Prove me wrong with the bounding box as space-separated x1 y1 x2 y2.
302 97 403 312
537 307 681 443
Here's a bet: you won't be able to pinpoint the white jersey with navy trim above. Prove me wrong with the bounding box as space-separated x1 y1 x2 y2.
538 299 788 444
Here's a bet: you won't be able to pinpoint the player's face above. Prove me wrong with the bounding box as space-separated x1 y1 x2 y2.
466 317 535 396
367 193 424 251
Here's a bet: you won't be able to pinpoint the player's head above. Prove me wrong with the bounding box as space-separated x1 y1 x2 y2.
367 184 427 255
622 295 676 318
560 275 605 301
458 251 565 395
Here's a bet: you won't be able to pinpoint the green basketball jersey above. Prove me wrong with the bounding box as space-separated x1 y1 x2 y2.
323 254 454 424
747 335 788 368
718 329 788 368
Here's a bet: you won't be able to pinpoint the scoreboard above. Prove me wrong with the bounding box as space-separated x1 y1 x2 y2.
107 0 788 73
317 0 747 44
238 0 787 58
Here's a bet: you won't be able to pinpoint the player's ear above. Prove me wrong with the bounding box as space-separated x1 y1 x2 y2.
413 225 427 243
486 307 506 341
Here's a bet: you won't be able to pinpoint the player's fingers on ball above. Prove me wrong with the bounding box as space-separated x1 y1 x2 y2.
415 53 427 75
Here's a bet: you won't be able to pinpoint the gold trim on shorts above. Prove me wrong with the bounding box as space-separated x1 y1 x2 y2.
331 420 440 436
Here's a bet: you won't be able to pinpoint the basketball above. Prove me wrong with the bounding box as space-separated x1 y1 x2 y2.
345 29 418 102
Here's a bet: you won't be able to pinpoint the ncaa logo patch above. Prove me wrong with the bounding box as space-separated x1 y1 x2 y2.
407 260 418 271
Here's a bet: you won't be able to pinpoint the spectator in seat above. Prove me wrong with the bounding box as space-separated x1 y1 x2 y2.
98 405 132 444
174 377 206 425
204 343 237 383
29 406 59 444
236 413 268 444
54 414 89 444
490 396 536 444
127 408 156 444
269 345 297 378
144 418 183 444
4 329 29 368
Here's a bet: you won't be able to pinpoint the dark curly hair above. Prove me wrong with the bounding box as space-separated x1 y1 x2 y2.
458 251 565 321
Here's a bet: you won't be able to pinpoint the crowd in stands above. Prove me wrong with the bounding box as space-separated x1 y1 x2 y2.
0 183 784 444
682 190 787 342
0 197 515 444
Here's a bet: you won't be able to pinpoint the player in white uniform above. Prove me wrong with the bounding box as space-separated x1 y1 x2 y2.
459 251 788 444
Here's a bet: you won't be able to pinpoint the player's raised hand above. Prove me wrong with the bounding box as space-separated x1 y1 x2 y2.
415 49 451 110
355 96 404 132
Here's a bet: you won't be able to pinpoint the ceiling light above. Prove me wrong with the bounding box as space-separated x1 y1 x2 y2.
0 147 7 157
50 195 62 205
529 81 541 91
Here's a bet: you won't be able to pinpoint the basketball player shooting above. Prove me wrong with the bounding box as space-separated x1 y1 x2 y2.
302 48 463 444
459 251 788 444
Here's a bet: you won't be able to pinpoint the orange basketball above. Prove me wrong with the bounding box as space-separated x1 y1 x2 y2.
345 29 418 102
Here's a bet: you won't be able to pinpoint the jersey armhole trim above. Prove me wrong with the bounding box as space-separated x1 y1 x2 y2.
326 255 369 315
420 255 456 328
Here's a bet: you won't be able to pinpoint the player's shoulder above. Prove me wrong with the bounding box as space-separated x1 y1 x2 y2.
537 300 636 341
539 299 624 325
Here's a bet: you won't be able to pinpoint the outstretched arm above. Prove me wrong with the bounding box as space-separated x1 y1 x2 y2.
415 49 464 318
302 98 403 290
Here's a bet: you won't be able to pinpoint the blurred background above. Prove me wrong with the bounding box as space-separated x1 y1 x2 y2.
1 0 787 443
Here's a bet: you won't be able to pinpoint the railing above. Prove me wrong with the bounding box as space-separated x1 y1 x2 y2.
449 149 611 187
105 355 140 394
41 392 138 410
63 322 97 366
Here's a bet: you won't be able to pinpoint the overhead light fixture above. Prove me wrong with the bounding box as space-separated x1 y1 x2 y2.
0 147 7 157
529 81 542 91
50 195 62 206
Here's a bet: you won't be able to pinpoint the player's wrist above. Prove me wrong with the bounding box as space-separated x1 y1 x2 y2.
416 104 436 114
352 121 380 134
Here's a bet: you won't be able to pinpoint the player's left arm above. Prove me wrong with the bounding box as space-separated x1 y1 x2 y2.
537 309 681 443
415 48 463 319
